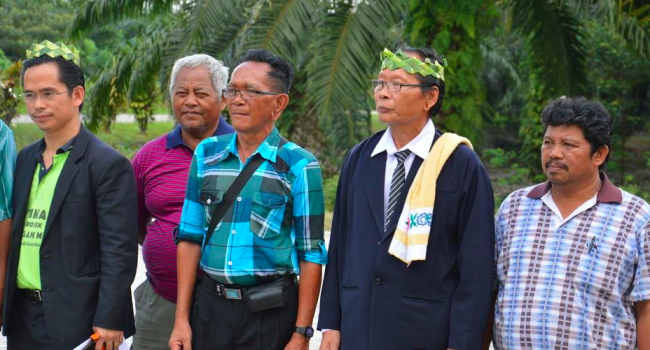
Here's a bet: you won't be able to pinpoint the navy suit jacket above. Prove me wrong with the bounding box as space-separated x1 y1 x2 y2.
318 129 495 350
2 126 137 349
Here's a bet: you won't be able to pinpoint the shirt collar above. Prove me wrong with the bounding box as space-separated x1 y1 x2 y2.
527 172 622 204
226 127 282 163
165 115 233 150
371 119 435 159
37 134 78 156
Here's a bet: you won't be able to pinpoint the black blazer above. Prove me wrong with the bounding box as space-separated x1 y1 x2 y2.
318 129 495 350
2 126 137 349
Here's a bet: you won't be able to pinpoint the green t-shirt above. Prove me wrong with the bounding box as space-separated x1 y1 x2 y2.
17 151 70 290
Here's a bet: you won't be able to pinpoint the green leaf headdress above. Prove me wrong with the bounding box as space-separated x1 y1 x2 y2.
26 40 81 66
380 48 446 81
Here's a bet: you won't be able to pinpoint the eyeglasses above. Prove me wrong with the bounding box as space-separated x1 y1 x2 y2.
222 88 281 100
371 80 432 93
20 90 67 103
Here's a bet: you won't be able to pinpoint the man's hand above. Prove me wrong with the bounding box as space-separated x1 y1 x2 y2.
93 326 123 350
169 321 193 350
319 330 340 350
284 332 309 350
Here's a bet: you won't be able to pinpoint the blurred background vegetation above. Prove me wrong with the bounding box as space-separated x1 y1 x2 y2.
1 0 649 209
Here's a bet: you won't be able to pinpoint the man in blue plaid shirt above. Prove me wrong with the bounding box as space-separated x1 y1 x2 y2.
170 49 327 350
492 97 650 350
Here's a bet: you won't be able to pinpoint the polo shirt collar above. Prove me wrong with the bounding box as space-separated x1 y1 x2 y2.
527 172 622 204
36 134 78 156
166 116 232 150
227 127 282 163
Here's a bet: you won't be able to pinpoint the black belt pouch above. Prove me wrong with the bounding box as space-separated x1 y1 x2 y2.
246 278 287 313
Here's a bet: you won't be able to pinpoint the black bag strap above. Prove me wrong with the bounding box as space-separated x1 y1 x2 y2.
203 154 264 248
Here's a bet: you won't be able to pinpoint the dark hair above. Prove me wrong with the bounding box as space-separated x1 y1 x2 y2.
235 49 294 93
541 97 613 168
398 44 446 118
21 55 85 112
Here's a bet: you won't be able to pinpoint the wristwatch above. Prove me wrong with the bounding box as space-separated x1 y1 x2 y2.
294 326 314 338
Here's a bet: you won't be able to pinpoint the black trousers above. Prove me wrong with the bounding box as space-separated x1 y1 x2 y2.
191 277 299 350
7 291 52 350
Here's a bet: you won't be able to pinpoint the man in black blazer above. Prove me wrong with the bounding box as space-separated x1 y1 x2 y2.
318 46 495 350
1 41 137 350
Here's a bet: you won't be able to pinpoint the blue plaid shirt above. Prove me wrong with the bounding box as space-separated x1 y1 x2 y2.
177 128 327 285
0 120 16 221
494 174 650 350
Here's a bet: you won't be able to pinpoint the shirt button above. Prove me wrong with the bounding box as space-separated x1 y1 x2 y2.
231 230 237 234
374 277 382 285
228 261 233 266
237 197 242 202
377 241 381 245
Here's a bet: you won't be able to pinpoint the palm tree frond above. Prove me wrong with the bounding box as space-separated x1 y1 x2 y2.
306 0 407 147
513 0 588 95
69 0 175 39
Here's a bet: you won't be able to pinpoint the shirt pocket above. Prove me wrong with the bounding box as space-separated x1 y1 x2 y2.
199 190 224 230
250 191 288 240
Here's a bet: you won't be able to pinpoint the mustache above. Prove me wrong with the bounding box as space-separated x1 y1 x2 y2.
545 160 568 170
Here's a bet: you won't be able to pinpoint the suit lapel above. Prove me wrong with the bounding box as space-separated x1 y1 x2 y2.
361 146 387 236
43 126 90 239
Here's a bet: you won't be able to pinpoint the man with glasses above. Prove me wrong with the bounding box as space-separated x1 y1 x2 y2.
318 46 495 350
2 40 137 349
169 49 327 350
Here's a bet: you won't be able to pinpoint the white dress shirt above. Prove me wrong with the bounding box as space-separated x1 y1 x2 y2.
370 119 436 224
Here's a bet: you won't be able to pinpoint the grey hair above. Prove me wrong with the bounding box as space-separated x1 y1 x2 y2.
169 54 229 99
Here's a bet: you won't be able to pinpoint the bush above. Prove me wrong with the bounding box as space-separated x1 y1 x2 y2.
323 175 340 212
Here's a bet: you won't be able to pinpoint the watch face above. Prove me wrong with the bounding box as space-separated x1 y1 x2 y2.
306 327 314 337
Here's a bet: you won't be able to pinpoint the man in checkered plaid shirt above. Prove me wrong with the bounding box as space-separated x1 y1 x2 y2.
492 97 650 350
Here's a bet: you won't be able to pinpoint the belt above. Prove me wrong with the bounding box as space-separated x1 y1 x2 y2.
19 289 43 302
199 275 297 300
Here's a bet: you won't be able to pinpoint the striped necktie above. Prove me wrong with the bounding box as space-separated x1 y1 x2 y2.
385 149 411 231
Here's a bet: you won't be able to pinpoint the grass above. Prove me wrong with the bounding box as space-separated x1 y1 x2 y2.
11 121 175 159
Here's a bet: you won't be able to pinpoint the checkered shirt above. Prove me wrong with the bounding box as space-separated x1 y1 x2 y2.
494 175 650 350
176 128 327 285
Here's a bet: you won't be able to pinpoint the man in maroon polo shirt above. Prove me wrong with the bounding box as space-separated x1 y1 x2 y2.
131 54 234 349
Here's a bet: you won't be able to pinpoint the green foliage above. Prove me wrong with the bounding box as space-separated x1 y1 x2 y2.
482 148 518 168
0 49 10 70
0 0 74 61
70 0 408 170
0 61 22 125
323 175 340 212
407 0 496 142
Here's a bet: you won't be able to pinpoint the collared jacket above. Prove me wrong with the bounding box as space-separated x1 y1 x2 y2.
318 129 495 350
2 126 137 349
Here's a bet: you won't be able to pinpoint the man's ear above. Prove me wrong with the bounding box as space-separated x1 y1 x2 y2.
424 86 439 113
593 145 609 167
271 94 290 121
220 96 226 111
72 86 85 109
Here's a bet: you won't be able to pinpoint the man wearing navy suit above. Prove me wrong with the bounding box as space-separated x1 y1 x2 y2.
318 45 495 350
